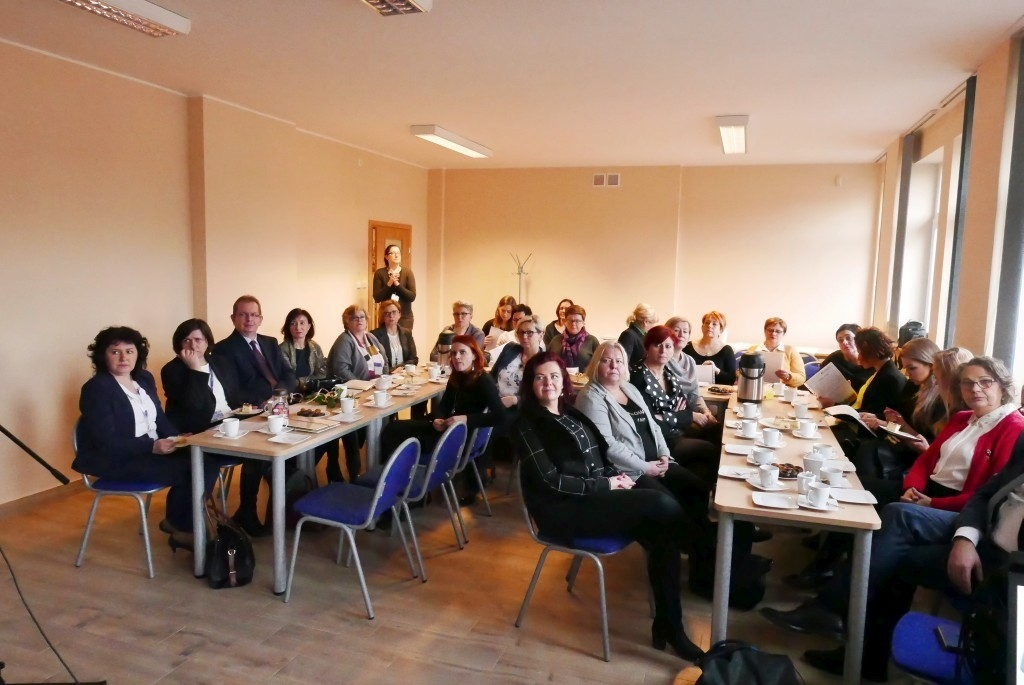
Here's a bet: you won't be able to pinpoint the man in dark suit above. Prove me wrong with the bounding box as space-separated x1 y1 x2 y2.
212 295 297 535
763 430 1024 681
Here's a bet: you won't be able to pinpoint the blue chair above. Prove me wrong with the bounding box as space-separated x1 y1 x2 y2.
512 465 635 662
283 437 421 618
804 361 820 380
448 426 495 544
358 422 467 581
72 420 167 578
891 611 972 684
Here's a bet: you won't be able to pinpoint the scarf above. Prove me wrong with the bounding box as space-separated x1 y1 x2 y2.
561 327 588 366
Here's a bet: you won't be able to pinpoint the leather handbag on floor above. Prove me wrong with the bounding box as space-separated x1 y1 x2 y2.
696 640 802 685
205 509 255 589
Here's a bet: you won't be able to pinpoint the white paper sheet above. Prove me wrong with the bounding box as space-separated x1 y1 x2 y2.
804 363 856 403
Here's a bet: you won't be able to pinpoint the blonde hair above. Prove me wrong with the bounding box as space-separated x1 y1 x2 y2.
584 341 631 386
626 303 657 327
702 310 727 330
927 346 974 432
452 300 474 315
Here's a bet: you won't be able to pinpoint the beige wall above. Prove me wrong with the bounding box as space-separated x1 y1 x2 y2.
0 43 192 504
428 164 881 351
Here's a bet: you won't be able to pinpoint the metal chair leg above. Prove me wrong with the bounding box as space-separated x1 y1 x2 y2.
75 495 103 568
390 504 419 578
401 501 427 582
470 462 493 516
593 557 610 662
437 481 465 550
566 554 584 590
446 477 468 544
284 519 306 602
340 527 374 620
134 493 155 579
516 547 553 627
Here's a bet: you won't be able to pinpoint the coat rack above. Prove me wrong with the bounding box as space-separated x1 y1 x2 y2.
510 253 532 304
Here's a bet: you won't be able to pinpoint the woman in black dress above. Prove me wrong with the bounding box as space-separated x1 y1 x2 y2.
372 244 416 330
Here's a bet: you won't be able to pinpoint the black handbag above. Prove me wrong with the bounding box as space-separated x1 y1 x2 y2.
204 511 255 589
696 640 802 685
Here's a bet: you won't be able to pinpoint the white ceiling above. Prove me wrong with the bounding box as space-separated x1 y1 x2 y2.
3 0 1023 169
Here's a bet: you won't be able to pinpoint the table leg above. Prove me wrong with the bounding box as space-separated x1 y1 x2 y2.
365 417 382 470
272 457 286 595
710 512 734 643
844 529 872 685
191 445 206 578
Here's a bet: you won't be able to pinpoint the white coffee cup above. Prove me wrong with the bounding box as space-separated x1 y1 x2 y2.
375 375 391 391
784 386 798 402
762 427 780 447
373 390 389 406
566 366 580 376
267 414 287 434
820 466 844 486
773 382 786 396
758 465 779 488
741 402 758 418
334 384 348 398
404 364 417 376
803 453 825 478
741 420 758 438
751 447 774 466
221 417 240 437
340 397 356 414
797 471 816 495
807 482 831 508
793 401 809 419
428 366 441 380
797 420 818 438
812 442 834 460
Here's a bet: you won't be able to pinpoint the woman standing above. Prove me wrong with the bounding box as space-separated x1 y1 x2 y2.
482 295 517 350
745 317 806 387
76 326 219 551
542 298 575 347
683 311 737 385
820 324 872 391
548 305 600 371
372 244 416 330
618 303 658 368
327 305 389 481
279 308 328 394
514 352 704 661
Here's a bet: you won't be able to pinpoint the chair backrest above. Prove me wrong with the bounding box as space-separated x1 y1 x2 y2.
406 422 468 502
805 361 820 380
72 418 94 490
369 437 421 519
425 422 468 491
512 463 544 546
455 425 493 473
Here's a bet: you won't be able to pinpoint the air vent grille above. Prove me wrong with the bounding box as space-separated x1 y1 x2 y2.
361 0 432 16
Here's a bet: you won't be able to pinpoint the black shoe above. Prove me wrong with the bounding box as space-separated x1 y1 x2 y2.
760 602 845 642
651 619 704 662
783 566 835 590
804 645 888 682
749 553 773 576
231 511 271 538
167 532 194 553
458 494 478 507
752 526 773 543
158 518 181 535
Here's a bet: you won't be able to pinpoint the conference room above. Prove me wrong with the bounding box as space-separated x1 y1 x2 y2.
2 1 1024 683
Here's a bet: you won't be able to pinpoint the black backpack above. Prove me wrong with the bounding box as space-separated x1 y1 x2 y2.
696 640 802 685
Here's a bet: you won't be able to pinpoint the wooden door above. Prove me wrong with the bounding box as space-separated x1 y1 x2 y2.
368 221 413 327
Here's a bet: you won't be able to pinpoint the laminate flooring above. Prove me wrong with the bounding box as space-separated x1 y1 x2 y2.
0 466 919 684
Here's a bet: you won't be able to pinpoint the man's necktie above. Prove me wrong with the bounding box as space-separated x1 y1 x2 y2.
249 340 277 388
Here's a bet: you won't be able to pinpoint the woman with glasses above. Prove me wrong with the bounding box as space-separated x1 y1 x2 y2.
745 317 806 387
682 310 737 385
429 300 485 361
618 302 658 367
490 314 545 408
327 304 389 481
372 244 416 330
548 305 600 371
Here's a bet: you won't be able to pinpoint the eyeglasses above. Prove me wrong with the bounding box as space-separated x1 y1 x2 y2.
960 378 996 391
235 312 262 320
453 311 471 317
349 315 367 321
566 318 584 325
518 330 538 337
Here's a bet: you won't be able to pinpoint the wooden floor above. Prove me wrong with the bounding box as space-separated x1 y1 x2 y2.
0 465 915 684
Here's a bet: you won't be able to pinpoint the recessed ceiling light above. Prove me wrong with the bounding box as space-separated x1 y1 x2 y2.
411 125 492 159
716 115 748 155
55 0 191 37
360 0 432 16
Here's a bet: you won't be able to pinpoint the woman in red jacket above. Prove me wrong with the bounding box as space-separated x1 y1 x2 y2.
894 356 1022 510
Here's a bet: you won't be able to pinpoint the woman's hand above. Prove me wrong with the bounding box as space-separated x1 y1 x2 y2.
501 395 518 408
609 474 635 490
674 396 687 412
906 434 929 454
388 273 400 286
444 415 468 427
432 418 447 432
775 369 792 383
179 347 205 370
818 396 836 409
859 412 882 430
692 411 717 428
882 408 907 428
483 334 495 348
900 487 930 507
152 438 177 455
702 360 720 374
948 538 983 595
644 458 669 478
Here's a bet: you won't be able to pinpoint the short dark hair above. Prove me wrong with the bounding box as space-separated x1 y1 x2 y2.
855 327 895 362
88 326 149 377
518 352 574 412
281 308 316 342
172 319 215 356
835 323 860 338
512 303 533 316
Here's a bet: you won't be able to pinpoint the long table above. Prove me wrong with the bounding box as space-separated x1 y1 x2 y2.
187 377 446 595
711 390 880 685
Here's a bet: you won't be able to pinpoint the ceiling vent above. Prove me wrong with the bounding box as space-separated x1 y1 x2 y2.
361 0 432 16
593 173 621 188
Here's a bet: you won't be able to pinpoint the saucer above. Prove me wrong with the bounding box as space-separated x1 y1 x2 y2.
257 427 293 435
724 420 742 429
330 411 363 423
746 476 789 492
213 429 250 439
230 407 263 417
792 430 821 439
724 444 752 456
718 466 756 479
751 492 798 509
733 430 760 440
267 433 310 445
746 454 776 466
788 411 815 419
733 408 762 419
821 476 853 489
365 399 395 409
755 438 788 449
428 378 448 385
797 495 839 511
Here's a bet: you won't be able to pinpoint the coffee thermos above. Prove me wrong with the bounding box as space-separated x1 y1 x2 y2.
737 351 765 404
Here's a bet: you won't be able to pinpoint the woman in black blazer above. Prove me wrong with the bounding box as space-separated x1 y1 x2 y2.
75 326 219 551
370 300 418 369
161 319 239 435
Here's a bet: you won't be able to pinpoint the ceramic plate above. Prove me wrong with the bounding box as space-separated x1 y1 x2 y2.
328 411 363 423
830 489 877 504
821 476 854 489
797 495 839 511
733 407 761 419
751 492 799 509
256 427 293 435
213 429 250 439
760 416 800 430
230 407 263 417
267 433 311 445
822 458 856 473
745 476 790 492
792 429 822 440
724 419 742 429
732 430 759 440
746 454 776 466
723 444 752 456
718 466 756 479
391 389 417 397
364 399 395 409
754 439 788 449
428 378 448 385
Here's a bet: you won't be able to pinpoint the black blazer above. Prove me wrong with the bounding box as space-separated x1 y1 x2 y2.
160 355 240 434
858 360 906 418
955 433 1024 539
73 370 176 476
370 325 418 367
617 325 647 368
212 330 297 405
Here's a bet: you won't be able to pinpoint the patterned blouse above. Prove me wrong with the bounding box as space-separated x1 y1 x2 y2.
631 363 689 442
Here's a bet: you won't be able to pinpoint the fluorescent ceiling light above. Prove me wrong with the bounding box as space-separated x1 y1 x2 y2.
411 125 493 159
716 115 748 155
361 0 433 16
55 0 191 37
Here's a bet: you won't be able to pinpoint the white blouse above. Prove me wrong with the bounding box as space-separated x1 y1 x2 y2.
201 363 232 420
121 381 158 438
387 331 404 367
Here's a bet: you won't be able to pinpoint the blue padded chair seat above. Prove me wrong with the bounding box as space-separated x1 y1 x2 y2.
294 483 376 526
891 612 972 685
90 479 165 493
536 532 632 555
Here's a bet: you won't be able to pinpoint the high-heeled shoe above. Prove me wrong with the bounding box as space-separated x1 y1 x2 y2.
651 620 704 662
167 532 194 553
